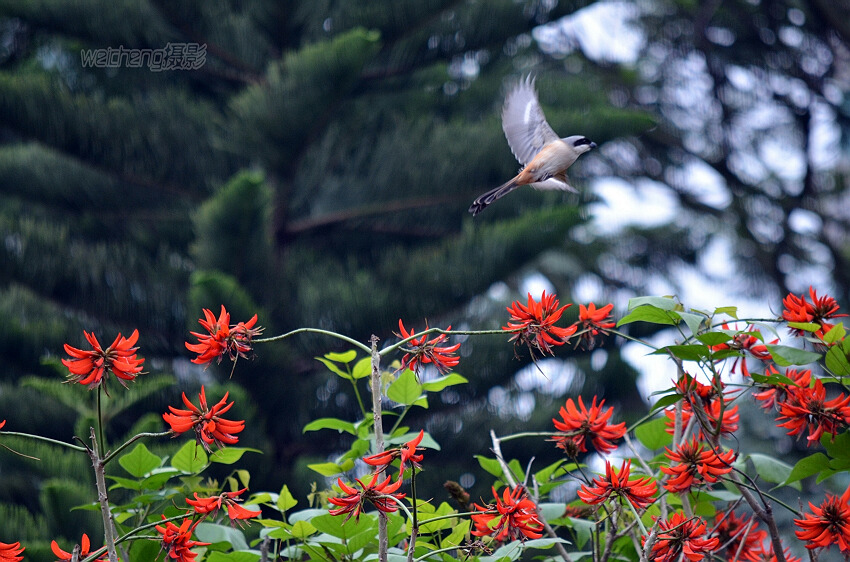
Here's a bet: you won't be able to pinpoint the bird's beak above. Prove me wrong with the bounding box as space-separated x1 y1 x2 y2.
590 142 598 149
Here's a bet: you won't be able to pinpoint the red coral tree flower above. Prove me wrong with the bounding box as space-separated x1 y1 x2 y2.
782 286 847 338
62 329 144 392
577 459 657 510
776 379 850 445
186 305 262 367
709 324 775 376
363 429 425 475
713 510 768 562
0 542 24 562
163 386 245 452
550 396 626 456
748 545 801 562
752 366 811 410
503 291 578 358
794 486 850 552
471 486 544 542
186 487 261 523
574 302 615 349
660 438 735 493
156 517 211 562
396 320 460 374
644 512 719 562
328 473 406 522
51 534 107 561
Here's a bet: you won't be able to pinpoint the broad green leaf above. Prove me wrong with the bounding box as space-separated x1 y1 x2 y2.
534 460 566 484
303 418 356 435
307 459 354 476
678 312 705 335
387 368 422 405
765 345 821 367
617 305 679 327
206 553 261 562
118 443 162 478
821 431 850 458
139 468 180 490
325 350 357 363
171 441 208 474
210 447 261 465
658 344 710 361
443 519 471 547
421 373 468 392
695 332 732 346
290 520 316 539
351 357 371 379
566 517 594 549
713 306 738 319
649 393 682 413
787 321 821 333
634 416 672 450
417 501 456 533
523 538 569 549
822 322 846 344
315 357 351 380
750 372 796 386
236 469 251 489
785 453 831 486
825 345 850 378
277 484 298 513
311 513 376 539
747 454 800 490
476 455 504 478
106 475 142 491
195 521 251 550
628 296 678 311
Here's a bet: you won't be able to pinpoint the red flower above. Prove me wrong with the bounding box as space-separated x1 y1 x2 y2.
710 324 775 376
396 321 460 374
776 379 850 445
186 305 263 367
0 542 23 562
503 291 578 358
794 486 850 551
782 286 846 338
665 397 739 440
163 386 245 452
660 438 735 493
713 510 768 561
644 512 719 562
577 459 657 510
752 366 811 410
51 534 107 561
574 303 615 349
550 396 626 456
749 544 801 562
328 473 406 522
471 486 544 542
362 429 425 475
0 420 5 430
156 517 211 562
62 329 144 392
186 487 261 522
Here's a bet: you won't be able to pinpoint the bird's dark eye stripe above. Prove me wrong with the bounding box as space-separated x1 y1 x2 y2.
573 138 591 147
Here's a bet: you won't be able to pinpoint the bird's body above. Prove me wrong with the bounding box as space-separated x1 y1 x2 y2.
469 76 596 216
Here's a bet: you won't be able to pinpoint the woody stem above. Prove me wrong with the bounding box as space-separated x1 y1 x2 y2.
370 334 388 562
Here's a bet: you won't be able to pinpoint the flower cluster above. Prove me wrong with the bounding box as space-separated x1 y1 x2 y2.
550 396 626 456
396 320 460 375
713 510 768 561
471 486 544 542
62 329 144 392
503 291 578 358
709 324 774 376
664 372 740 439
794 486 850 552
186 487 261 524
363 429 424 475
660 437 735 493
0 542 23 562
186 305 263 367
51 534 107 561
156 518 211 562
163 386 245 452
577 459 657 510
782 286 846 338
643 512 719 562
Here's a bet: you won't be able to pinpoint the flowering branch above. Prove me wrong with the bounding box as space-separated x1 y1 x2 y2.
370 334 389 562
87 427 119 562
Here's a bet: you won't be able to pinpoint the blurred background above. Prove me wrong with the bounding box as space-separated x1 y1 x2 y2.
0 0 848 558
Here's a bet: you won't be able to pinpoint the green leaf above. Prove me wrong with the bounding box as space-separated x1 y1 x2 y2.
421 373 468 392
311 513 376 539
825 345 850 378
695 332 732 346
206 553 261 562
106 475 142 491
303 418 356 435
658 344 710 361
139 468 180 490
315 357 352 380
649 393 682 413
522 538 569 549
785 453 831 486
765 345 821 367
171 441 209 473
823 322 846 344
617 305 679 328
534 460 566 484
821 431 850 458
713 306 738 319
351 357 371 379
678 312 705 335
325 350 357 363
787 321 822 333
387 368 422 405
195 521 251 551
747 454 800 490
118 443 162 478
628 296 678 311
634 417 672 450
307 459 354 477
290 520 316 539
210 447 261 465
278 484 298 512
476 455 504 478
566 517 594 549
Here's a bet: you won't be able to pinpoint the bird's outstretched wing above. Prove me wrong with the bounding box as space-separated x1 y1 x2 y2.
501 75 559 166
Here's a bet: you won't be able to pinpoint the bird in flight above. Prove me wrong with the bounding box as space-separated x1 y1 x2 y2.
469 76 596 216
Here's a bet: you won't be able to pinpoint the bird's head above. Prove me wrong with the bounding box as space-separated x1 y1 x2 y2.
564 135 597 155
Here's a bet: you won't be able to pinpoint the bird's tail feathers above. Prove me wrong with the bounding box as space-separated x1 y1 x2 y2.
468 177 521 216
